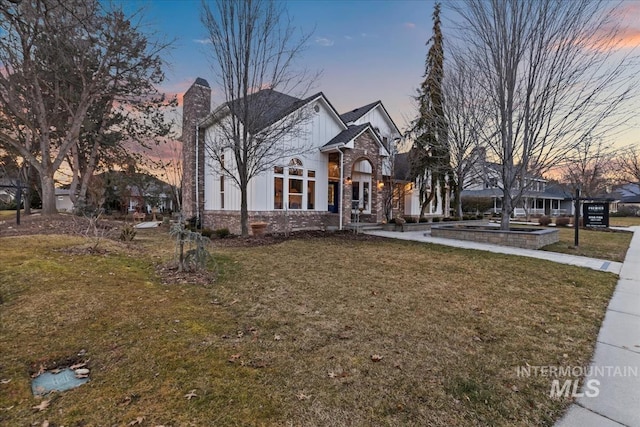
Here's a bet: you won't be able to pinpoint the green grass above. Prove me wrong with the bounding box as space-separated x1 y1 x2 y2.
0 230 619 426
543 227 632 262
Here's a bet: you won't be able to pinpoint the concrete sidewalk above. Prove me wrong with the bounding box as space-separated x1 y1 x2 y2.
557 226 640 427
365 226 639 426
364 229 622 274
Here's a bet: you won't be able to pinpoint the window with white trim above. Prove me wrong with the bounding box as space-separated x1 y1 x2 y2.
273 158 315 210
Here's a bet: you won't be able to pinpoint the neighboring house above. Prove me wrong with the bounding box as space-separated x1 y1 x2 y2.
461 151 569 217
125 184 175 213
0 178 16 206
55 172 177 214
55 189 74 212
611 184 640 212
181 78 448 234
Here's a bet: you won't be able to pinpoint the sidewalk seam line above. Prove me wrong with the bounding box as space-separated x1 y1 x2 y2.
605 308 640 319
594 340 640 356
573 402 629 427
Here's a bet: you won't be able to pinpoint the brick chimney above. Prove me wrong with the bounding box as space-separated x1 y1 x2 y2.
181 78 211 220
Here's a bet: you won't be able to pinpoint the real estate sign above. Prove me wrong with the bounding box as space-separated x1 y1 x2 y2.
583 202 609 228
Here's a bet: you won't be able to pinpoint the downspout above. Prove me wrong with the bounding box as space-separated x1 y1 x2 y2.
337 146 344 231
195 123 200 224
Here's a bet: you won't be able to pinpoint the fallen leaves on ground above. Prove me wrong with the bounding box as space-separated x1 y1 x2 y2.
184 389 198 400
128 416 144 426
32 399 50 412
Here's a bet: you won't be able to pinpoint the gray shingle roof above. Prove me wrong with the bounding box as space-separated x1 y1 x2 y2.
225 89 323 133
323 123 370 148
339 101 380 123
621 195 640 203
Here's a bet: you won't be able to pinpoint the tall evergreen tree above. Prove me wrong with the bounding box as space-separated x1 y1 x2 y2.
410 2 450 217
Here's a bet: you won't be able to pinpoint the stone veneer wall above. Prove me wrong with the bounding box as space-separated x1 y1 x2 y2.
431 225 559 250
181 80 211 220
341 131 384 226
203 210 340 235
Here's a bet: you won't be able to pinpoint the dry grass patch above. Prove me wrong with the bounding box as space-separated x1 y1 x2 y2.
609 216 640 227
0 232 617 426
543 227 632 262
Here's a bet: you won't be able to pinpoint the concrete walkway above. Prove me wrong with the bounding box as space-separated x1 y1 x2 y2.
365 227 640 426
557 226 640 427
365 229 622 274
133 221 162 229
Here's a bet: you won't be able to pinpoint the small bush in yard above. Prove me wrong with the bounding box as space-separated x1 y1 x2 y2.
555 217 571 227
200 227 213 238
539 216 552 226
432 217 441 222
119 223 137 241
214 228 231 239
404 217 418 223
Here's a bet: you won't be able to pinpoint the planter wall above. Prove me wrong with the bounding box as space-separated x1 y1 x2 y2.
431 224 559 249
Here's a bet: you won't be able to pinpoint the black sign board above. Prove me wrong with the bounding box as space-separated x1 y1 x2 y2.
583 202 609 228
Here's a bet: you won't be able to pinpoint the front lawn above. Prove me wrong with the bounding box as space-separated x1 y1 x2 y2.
543 226 632 262
0 230 617 426
609 216 640 227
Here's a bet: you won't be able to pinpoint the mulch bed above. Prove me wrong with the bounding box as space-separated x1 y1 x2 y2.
0 213 123 238
1 213 385 245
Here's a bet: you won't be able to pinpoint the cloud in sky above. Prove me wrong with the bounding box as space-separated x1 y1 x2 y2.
404 22 416 29
193 38 211 45
614 27 640 49
315 37 334 47
344 35 353 40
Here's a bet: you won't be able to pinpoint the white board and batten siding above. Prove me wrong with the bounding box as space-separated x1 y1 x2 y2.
203 97 344 213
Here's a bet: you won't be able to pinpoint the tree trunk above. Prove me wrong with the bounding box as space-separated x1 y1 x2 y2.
23 188 31 215
40 173 58 215
500 196 511 230
240 183 249 236
456 188 463 219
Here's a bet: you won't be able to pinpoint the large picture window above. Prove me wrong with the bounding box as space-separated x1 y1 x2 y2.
274 158 315 210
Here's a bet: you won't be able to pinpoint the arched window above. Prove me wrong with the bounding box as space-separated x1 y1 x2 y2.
274 158 315 210
351 159 373 213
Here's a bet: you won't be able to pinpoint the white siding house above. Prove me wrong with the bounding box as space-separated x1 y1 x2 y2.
181 78 447 234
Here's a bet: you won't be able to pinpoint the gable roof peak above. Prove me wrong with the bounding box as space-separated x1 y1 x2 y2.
340 100 381 123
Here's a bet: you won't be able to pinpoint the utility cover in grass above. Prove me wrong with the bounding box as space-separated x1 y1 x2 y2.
31 368 89 396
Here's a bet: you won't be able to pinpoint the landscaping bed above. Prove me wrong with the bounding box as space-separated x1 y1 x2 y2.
431 223 559 249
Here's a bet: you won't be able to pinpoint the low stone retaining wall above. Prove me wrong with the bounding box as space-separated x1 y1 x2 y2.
203 210 340 235
383 219 489 232
431 224 559 249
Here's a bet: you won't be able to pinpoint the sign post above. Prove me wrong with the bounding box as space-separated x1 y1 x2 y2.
574 188 580 247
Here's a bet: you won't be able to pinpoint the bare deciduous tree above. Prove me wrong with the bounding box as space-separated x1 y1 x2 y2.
443 55 488 218
616 144 640 194
453 0 638 229
559 137 617 198
201 0 318 235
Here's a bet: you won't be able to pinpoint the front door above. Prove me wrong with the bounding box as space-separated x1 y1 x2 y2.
328 181 340 213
